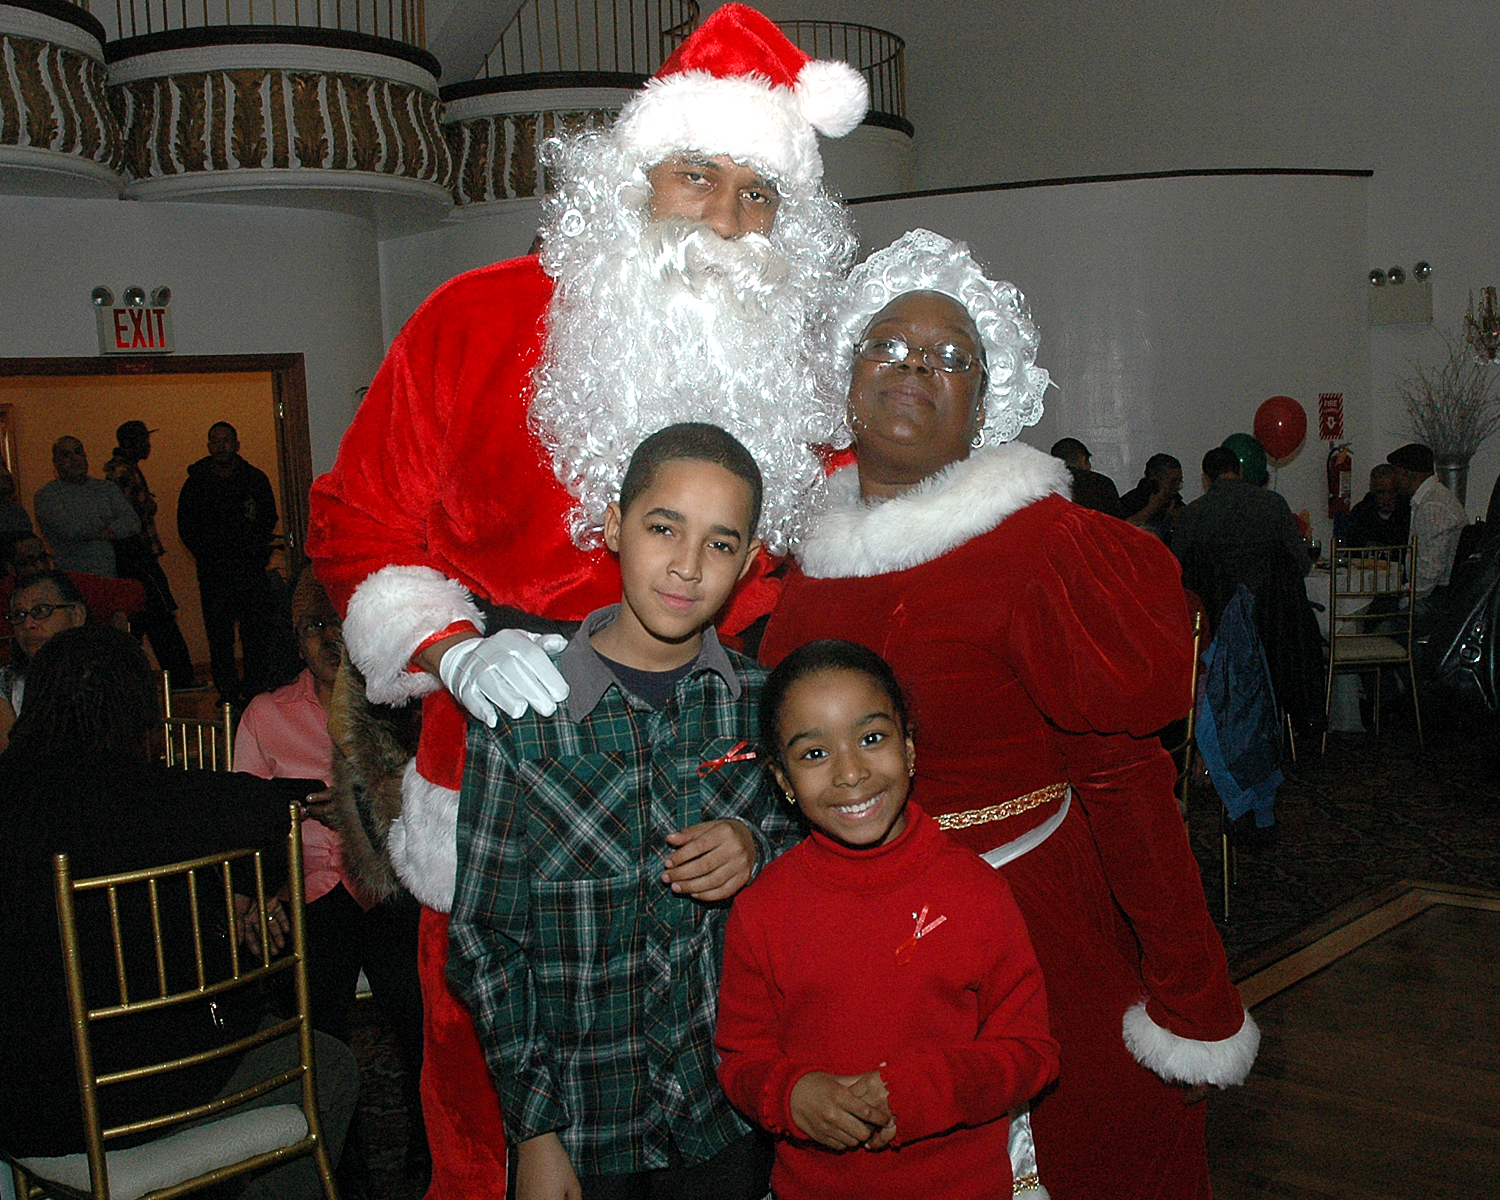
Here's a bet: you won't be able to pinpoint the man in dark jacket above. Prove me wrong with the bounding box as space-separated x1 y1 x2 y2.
178 422 279 705
1346 463 1411 549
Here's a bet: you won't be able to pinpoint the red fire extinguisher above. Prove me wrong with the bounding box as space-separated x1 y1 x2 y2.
1327 442 1352 519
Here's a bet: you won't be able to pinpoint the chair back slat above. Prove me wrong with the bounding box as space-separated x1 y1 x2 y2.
146 878 168 998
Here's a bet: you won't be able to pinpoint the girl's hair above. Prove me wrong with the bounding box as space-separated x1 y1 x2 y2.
5 625 157 762
760 639 911 767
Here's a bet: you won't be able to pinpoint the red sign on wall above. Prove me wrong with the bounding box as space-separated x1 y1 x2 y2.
1318 392 1344 441
97 307 174 355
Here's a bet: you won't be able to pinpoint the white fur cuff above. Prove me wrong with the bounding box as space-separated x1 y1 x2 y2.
343 564 485 705
1122 1002 1260 1087
388 762 458 913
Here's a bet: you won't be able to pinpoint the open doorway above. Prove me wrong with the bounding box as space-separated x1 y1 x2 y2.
0 355 312 675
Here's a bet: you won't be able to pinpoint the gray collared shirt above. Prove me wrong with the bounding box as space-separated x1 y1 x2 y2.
558 604 743 723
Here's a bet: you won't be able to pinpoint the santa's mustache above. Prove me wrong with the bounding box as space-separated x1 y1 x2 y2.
636 218 790 308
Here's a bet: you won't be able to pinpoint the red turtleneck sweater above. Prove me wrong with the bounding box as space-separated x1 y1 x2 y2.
715 806 1058 1200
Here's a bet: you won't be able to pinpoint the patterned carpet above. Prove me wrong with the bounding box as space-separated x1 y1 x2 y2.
345 695 1500 1199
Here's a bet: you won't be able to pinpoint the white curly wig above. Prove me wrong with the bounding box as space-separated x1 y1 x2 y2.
822 228 1050 447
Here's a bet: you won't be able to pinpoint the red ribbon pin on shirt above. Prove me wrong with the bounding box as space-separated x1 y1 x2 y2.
698 740 758 776
895 903 947 964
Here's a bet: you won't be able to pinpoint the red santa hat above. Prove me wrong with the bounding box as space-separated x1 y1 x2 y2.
613 3 869 190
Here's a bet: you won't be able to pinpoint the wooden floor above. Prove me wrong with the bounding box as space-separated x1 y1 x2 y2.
1208 885 1500 1198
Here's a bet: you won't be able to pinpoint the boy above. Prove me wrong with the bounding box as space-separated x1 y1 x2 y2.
449 423 795 1200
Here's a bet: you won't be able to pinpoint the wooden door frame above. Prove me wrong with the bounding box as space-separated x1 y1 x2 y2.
0 354 313 576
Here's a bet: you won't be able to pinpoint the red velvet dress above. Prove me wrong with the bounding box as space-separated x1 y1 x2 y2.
759 444 1257 1200
307 256 776 1198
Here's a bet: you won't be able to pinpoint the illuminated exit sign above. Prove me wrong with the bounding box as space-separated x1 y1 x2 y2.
97 306 174 354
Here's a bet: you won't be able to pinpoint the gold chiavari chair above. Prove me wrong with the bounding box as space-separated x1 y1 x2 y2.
7 806 337 1200
161 672 234 771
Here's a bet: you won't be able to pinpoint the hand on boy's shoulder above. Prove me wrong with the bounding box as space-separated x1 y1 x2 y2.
661 818 756 902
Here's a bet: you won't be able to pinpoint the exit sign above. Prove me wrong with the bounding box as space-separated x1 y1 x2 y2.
97 306 174 354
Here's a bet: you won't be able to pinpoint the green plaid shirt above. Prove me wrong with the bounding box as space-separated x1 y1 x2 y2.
449 608 797 1176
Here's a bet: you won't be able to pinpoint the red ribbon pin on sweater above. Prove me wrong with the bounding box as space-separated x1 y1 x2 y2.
698 740 758 776
896 903 947 964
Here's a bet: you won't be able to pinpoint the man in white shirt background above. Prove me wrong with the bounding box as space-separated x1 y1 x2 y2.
1387 442 1469 627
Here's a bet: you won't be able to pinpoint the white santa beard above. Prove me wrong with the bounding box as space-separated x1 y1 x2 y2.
530 218 833 554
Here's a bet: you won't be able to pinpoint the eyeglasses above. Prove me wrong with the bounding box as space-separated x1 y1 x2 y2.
8 601 79 624
856 336 981 374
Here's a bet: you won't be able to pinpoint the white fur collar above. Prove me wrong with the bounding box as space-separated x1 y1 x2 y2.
796 442 1072 579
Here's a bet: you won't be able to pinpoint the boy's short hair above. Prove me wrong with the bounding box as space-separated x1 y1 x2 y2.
619 422 764 536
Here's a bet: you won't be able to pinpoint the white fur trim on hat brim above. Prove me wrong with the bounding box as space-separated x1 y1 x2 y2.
388 762 458 912
616 69 837 188
795 58 868 138
342 564 485 705
1122 1002 1261 1087
796 442 1072 579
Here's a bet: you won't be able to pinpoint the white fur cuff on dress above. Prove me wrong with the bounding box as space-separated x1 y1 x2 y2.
388 761 458 913
343 564 485 705
1122 1002 1260 1087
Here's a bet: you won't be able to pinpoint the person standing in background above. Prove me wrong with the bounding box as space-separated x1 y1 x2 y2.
1050 437 1123 517
178 422 278 706
104 421 198 687
34 437 139 577
0 463 32 535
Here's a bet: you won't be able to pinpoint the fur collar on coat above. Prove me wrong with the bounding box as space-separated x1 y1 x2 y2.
797 441 1072 579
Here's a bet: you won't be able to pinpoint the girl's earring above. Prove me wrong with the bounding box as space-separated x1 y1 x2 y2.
783 789 798 806
908 763 916 779
971 427 986 449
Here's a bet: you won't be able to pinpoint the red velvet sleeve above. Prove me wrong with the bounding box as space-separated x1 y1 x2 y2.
1004 507 1247 1048
1004 504 1194 736
306 260 550 615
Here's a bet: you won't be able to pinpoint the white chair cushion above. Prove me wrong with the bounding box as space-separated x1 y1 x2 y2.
1331 635 1409 663
19 1105 308 1200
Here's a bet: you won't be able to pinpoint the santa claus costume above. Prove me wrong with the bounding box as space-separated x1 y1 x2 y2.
759 231 1258 1199
306 8 866 1195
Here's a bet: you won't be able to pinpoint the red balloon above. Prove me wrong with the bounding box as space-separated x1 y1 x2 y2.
1254 395 1307 461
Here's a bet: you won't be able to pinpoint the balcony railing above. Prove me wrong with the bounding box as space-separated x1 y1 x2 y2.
776 20 906 130
477 0 697 84
85 0 425 48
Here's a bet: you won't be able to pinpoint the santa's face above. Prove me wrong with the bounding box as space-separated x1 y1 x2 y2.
646 155 780 240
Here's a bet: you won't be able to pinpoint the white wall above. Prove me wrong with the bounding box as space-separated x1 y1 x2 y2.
852 173 1370 544
0 196 384 474
378 199 542 342
702 0 1500 513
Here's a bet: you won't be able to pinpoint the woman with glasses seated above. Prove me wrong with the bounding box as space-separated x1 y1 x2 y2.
0 569 87 750
759 230 1257 1199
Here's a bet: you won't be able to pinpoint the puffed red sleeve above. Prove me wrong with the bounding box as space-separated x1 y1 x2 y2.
715 900 817 1137
877 870 1058 1143
305 262 548 703
1005 505 1259 1085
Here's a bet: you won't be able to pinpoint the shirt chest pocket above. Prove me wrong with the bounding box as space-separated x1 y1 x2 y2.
521 752 641 882
696 735 767 823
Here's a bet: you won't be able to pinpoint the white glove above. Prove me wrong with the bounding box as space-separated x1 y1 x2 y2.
438 629 570 726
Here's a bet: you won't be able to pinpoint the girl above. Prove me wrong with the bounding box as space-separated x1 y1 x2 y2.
715 639 1059 1199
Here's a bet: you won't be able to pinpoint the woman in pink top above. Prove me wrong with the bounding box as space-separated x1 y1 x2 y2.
235 571 428 1174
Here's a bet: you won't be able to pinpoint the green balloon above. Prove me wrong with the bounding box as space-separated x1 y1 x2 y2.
1222 433 1269 486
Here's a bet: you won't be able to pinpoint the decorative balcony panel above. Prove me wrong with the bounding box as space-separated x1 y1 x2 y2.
107 29 452 227
445 94 621 205
0 1 125 195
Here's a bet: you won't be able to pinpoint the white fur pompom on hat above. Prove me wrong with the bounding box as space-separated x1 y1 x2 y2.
613 2 869 190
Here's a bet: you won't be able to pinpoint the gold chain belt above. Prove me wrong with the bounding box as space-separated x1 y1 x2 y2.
934 781 1068 833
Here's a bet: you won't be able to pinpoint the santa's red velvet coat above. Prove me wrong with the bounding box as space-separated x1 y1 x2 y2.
759 443 1258 1200
307 255 776 1197
716 805 1059 1199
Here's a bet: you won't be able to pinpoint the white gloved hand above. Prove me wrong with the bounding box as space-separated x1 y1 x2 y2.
438 629 570 726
